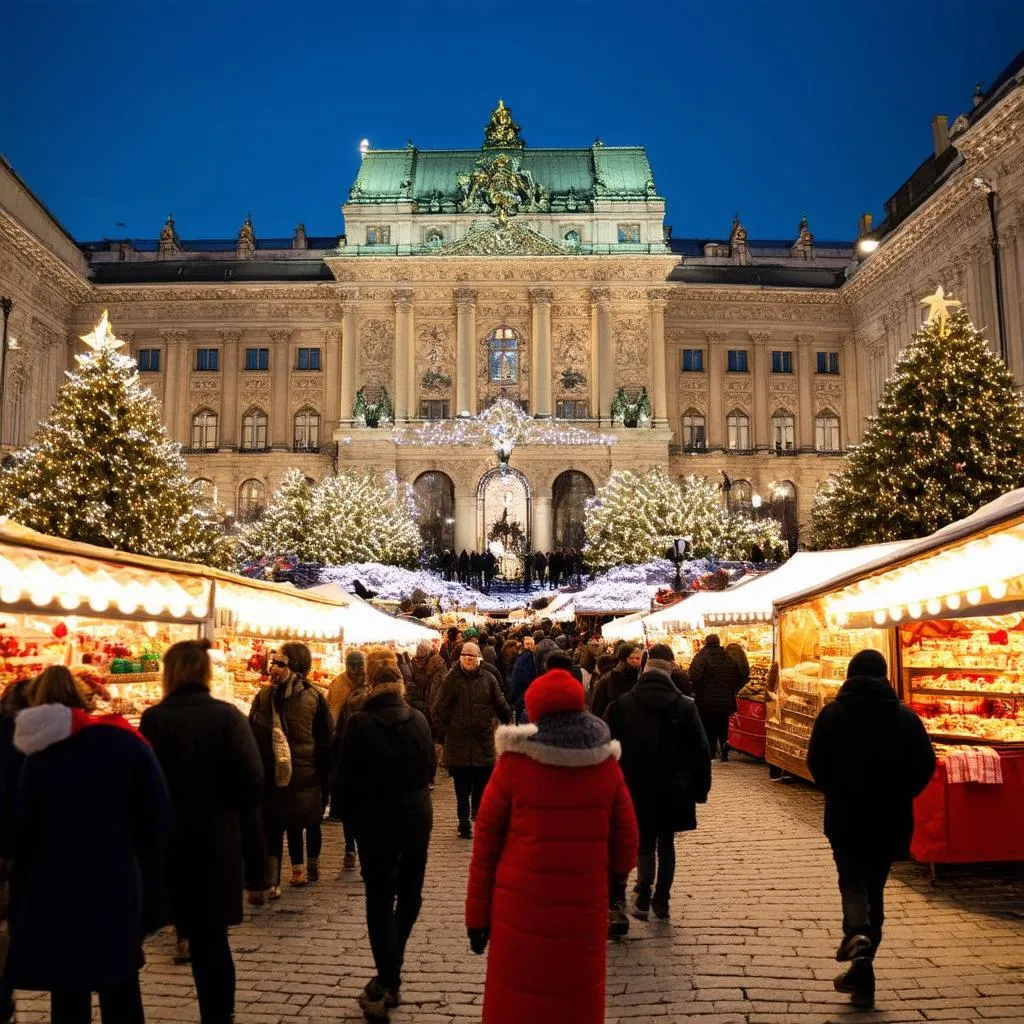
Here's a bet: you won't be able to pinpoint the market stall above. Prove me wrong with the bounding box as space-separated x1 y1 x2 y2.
305 583 439 649
772 489 1024 863
0 520 348 718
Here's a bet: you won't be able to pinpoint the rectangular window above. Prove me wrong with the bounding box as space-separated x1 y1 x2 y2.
556 399 589 419
420 400 449 420
244 347 270 371
771 350 793 373
727 350 749 373
195 348 219 372
681 349 704 372
617 223 641 244
366 225 391 246
296 347 321 371
136 349 160 372
816 351 840 374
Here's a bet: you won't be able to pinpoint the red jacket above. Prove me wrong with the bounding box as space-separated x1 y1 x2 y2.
466 715 638 1024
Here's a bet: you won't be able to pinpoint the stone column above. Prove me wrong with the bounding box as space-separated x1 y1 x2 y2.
706 331 725 451
1003 223 1021 381
592 289 613 420
750 331 770 450
533 494 553 553
323 326 341 430
406 303 418 419
394 289 413 420
648 292 668 423
341 297 358 423
842 337 860 446
270 329 291 449
456 288 477 416
454 492 476 552
160 329 189 442
531 288 553 417
796 333 814 451
218 329 240 448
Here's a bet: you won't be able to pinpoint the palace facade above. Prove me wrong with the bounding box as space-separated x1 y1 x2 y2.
1 56 1023 554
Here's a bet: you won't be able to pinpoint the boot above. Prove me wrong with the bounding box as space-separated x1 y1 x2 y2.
631 885 651 921
267 856 282 900
458 820 473 839
836 888 871 960
307 857 320 882
608 901 630 939
290 864 307 887
343 850 357 871
835 957 874 1009
651 894 671 920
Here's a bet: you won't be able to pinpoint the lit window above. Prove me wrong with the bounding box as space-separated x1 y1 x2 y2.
293 408 321 451
771 351 793 373
727 350 748 373
191 409 218 450
238 479 266 521
682 349 704 372
815 411 841 452
487 327 520 384
137 349 160 372
242 409 268 450
244 347 269 371
727 410 750 450
682 409 706 450
296 347 321 371
771 411 795 451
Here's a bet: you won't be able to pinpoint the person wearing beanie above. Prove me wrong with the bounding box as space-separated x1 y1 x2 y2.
328 649 366 726
807 649 935 1010
590 643 644 719
465 669 638 1024
332 665 435 1021
508 637 558 723
687 634 742 761
604 652 711 921
433 642 512 838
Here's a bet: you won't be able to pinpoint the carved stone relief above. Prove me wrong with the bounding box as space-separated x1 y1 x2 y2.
359 318 394 363
417 324 455 393
614 317 649 390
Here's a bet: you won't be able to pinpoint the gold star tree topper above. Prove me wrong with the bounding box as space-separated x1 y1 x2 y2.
920 285 962 337
80 310 125 353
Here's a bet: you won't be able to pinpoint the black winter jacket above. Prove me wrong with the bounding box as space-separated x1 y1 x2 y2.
605 670 712 832
807 673 936 860
140 685 265 931
432 664 512 767
590 664 639 719
689 644 742 715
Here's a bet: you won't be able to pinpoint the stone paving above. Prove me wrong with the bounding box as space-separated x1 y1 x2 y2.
13 759 1024 1023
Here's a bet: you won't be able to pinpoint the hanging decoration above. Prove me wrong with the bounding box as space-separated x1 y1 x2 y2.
610 386 652 427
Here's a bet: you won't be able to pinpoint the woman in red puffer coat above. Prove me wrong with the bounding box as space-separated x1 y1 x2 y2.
465 669 638 1024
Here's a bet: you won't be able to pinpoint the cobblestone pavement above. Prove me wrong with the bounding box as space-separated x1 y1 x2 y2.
14 759 1024 1023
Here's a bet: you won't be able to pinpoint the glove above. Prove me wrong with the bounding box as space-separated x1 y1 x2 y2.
468 927 490 955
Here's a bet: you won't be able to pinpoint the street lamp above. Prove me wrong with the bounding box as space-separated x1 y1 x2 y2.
973 177 1009 364
671 536 692 592
0 297 13 449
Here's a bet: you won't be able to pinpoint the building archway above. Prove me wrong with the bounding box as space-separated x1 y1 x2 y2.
478 468 531 575
552 470 594 550
413 471 455 555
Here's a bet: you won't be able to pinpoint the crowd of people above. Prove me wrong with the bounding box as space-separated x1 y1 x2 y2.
427 548 586 591
0 614 936 1022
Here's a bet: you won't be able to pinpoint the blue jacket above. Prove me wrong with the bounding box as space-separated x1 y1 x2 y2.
508 651 538 723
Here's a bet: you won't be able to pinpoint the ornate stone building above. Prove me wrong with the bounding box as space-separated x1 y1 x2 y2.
1 57 1022 554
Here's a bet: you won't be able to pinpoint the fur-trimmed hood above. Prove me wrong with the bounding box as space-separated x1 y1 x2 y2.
495 710 621 768
14 703 144 755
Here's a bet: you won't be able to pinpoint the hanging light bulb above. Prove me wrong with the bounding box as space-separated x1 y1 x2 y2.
966 588 983 606
926 597 942 617
945 594 961 611
989 579 1009 600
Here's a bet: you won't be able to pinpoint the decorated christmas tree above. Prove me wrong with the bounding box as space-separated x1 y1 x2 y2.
0 312 230 567
811 288 1024 548
236 468 421 569
584 468 783 569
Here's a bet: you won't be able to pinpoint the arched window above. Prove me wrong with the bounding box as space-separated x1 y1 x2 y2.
413 471 455 554
771 410 796 452
552 471 595 550
191 409 218 451
731 479 753 510
241 408 268 451
238 479 266 521
767 480 799 553
487 327 520 384
726 409 750 451
293 408 321 452
190 478 217 505
682 409 706 451
815 410 841 452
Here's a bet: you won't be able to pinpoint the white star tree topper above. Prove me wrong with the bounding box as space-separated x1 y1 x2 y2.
920 285 962 337
80 310 126 353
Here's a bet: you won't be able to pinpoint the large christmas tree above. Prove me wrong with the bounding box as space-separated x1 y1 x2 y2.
811 289 1024 548
0 312 230 567
236 467 421 569
584 468 784 569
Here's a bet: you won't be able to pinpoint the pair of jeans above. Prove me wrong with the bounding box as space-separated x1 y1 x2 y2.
449 766 492 825
186 926 235 1024
359 832 431 992
269 823 323 868
636 827 676 905
50 975 144 1023
831 845 893 955
699 710 731 757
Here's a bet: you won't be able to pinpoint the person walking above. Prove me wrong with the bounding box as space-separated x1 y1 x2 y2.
328 649 366 725
4 666 170 1024
465 669 639 1024
332 663 435 1021
645 643 693 697
807 650 935 1010
604 657 711 921
139 640 265 1024
590 643 643 719
688 634 741 761
432 642 512 838
249 643 333 895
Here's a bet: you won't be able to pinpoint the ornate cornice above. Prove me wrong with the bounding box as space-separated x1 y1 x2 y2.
218 328 242 344
0 211 91 306
748 331 770 345
590 287 612 307
159 329 189 344
705 331 726 344
456 287 477 308
268 328 292 344
529 287 553 305
393 287 414 308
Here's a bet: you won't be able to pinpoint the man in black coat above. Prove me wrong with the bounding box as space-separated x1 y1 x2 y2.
590 644 643 719
807 650 935 1010
687 634 742 761
332 666 435 1020
605 663 711 921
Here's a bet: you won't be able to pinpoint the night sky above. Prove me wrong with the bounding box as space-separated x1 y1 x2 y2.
4 0 1022 245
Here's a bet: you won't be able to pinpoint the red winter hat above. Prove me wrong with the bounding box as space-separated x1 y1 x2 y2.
525 669 585 722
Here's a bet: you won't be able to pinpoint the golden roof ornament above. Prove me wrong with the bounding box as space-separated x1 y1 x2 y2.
920 285 962 337
238 212 255 245
483 99 524 149
160 213 178 243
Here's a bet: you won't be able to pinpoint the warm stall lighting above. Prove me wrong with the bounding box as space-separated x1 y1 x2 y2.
966 588 983 605
945 593 962 611
888 606 904 622
989 580 1009 600
907 602 923 619
873 609 887 625
926 597 942 616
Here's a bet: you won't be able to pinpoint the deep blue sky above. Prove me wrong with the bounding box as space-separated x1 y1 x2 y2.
4 1 1023 245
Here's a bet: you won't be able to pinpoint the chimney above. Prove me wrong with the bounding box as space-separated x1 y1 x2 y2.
858 213 873 238
932 114 949 157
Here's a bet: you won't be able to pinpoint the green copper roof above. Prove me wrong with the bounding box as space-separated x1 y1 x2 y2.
347 144 661 209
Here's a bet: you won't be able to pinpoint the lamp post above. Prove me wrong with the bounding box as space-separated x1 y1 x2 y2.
671 536 691 592
0 297 13 448
973 177 1009 364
